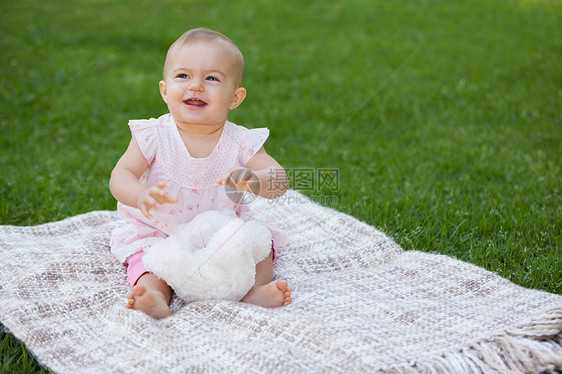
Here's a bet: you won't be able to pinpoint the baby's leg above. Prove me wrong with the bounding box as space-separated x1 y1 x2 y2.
126 272 172 319
241 251 292 307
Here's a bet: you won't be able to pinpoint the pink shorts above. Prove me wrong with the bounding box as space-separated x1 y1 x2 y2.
124 241 277 287
124 250 148 287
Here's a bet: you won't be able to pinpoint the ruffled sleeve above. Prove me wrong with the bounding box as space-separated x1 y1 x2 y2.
128 118 158 165
238 127 270 166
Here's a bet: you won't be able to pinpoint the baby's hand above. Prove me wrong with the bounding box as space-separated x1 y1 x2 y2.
137 181 178 219
217 168 260 194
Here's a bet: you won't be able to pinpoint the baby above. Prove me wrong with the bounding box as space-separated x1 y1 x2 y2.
109 28 292 319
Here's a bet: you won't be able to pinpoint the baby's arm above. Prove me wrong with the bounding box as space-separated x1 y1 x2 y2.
109 138 178 218
217 147 288 199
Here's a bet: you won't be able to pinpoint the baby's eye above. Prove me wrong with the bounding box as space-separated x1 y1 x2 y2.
206 76 219 82
176 73 189 79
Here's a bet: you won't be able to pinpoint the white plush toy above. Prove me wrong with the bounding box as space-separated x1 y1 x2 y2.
141 209 272 303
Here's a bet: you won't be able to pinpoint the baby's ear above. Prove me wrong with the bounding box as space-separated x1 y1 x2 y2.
229 87 246 110
159 80 168 103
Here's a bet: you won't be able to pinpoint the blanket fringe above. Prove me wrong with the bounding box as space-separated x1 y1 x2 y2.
386 309 562 373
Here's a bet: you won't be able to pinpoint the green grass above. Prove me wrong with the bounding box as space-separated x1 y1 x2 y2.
0 333 49 374
1 0 561 371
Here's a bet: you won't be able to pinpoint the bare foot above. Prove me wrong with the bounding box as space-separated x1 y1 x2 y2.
242 279 292 307
126 285 171 319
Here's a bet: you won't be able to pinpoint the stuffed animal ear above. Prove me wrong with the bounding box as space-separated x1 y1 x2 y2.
192 223 211 248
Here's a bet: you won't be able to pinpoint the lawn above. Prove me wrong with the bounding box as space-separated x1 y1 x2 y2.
1 0 561 372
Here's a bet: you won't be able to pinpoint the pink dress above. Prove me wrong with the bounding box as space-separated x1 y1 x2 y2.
110 113 282 267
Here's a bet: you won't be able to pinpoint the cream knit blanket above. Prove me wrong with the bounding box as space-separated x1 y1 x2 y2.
1 190 561 373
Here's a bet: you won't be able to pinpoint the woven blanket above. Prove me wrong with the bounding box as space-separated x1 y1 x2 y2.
1 190 561 373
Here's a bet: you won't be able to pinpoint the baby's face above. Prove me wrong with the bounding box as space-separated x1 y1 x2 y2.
159 40 245 132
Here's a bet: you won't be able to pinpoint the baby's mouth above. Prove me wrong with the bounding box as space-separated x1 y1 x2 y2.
184 98 207 108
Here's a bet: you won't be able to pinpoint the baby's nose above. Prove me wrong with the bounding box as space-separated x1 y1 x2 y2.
188 79 204 91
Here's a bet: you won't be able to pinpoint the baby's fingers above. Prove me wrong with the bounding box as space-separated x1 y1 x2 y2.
164 195 179 204
227 169 249 187
148 186 168 203
140 198 157 219
218 168 259 193
155 181 171 189
149 183 178 205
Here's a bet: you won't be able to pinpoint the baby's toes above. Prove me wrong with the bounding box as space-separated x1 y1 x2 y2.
275 279 289 292
126 297 135 308
126 290 138 307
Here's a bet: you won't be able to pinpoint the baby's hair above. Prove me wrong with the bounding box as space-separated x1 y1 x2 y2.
163 28 244 87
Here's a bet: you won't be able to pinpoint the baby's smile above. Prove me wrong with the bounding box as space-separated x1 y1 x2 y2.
184 97 207 109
